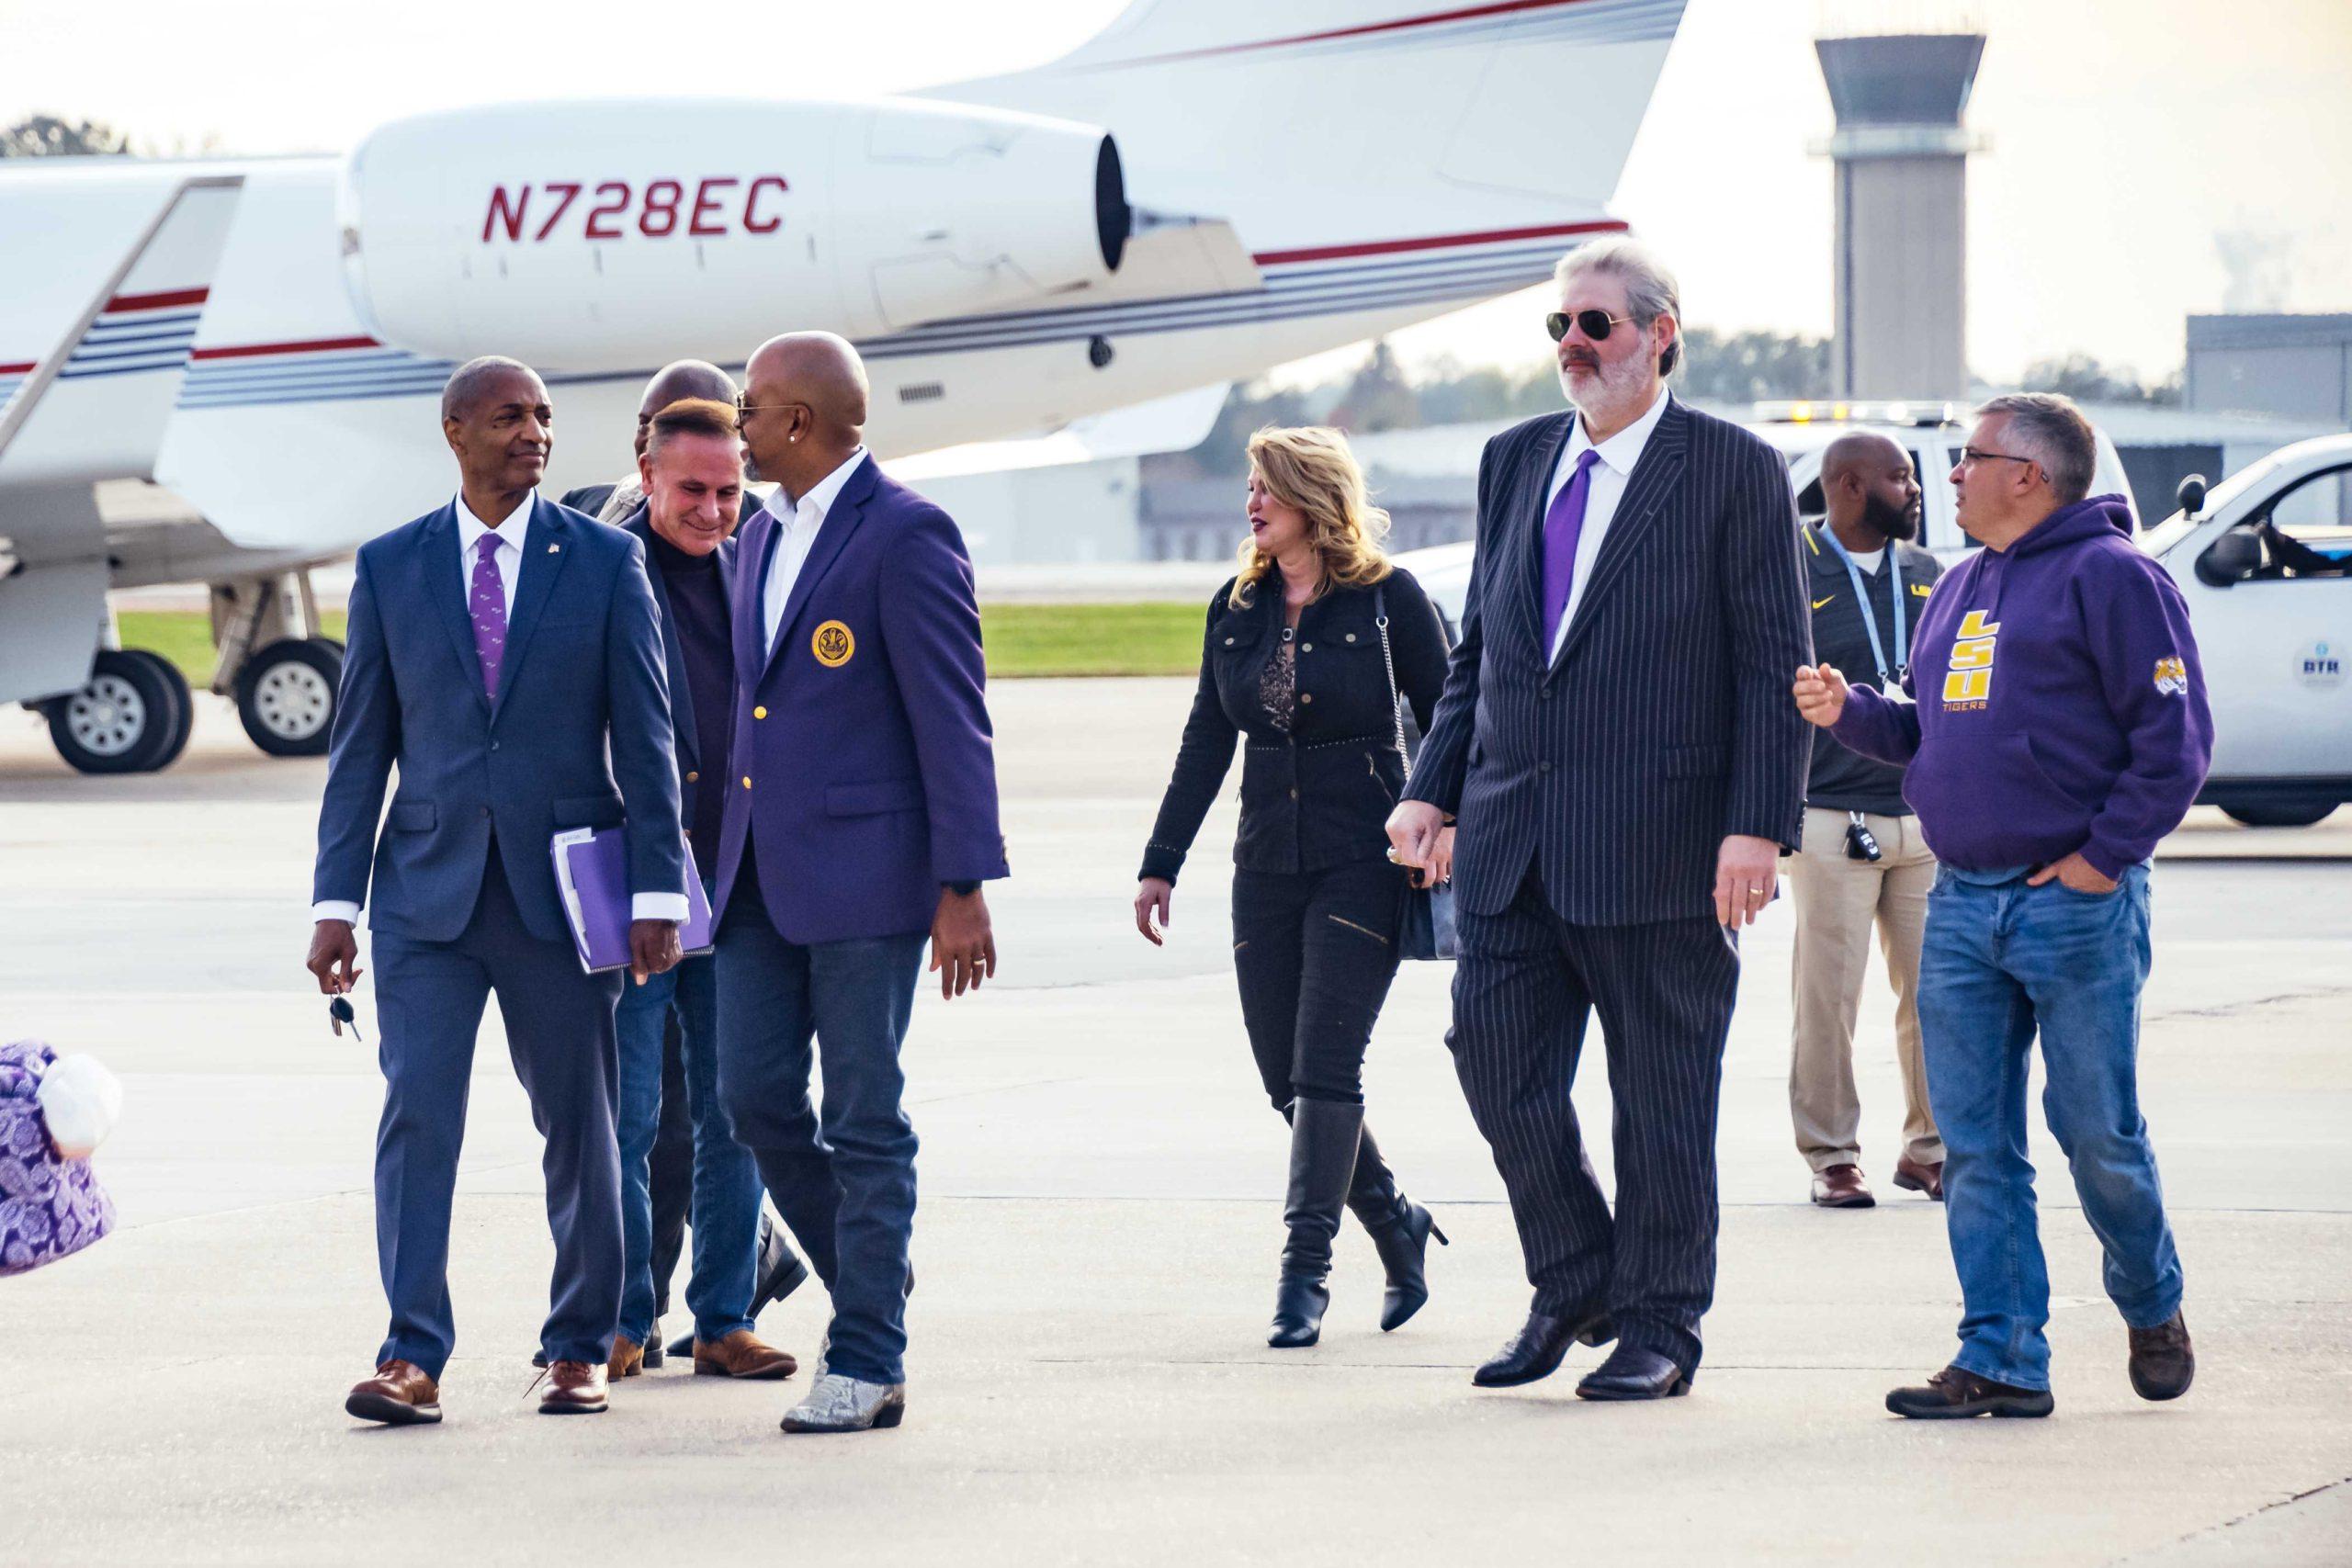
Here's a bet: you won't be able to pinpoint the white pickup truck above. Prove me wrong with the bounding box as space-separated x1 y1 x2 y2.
1394 431 2351 829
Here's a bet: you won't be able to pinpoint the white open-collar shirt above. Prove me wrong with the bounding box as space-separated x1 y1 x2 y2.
1546 385 1672 662
762 446 870 654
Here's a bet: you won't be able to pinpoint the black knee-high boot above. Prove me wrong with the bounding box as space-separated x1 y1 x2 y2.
1270 1098 1365 1348
1346 1122 1449 1332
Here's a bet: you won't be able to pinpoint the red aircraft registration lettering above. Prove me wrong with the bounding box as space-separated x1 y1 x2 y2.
481 176 791 243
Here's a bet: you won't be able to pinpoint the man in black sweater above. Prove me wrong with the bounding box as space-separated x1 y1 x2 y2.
606 397 801 1380
1787 432 1946 1209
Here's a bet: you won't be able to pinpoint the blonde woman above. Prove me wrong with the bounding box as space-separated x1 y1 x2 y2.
1134 426 1451 1348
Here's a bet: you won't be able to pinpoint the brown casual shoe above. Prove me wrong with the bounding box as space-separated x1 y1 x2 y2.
1885 1364 2052 1419
1811 1163 1875 1208
2128 1310 2195 1401
608 1337 644 1381
693 1329 798 1381
537 1359 609 1414
1892 1155 1946 1201
346 1359 442 1426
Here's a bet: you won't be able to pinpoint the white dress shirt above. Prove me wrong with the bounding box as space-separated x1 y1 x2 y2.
762 447 869 655
313 488 689 927
1546 386 1673 662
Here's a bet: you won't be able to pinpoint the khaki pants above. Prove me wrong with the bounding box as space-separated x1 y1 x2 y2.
1786 806 1943 1171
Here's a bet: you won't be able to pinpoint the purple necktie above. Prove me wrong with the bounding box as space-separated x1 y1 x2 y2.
469 532 507 699
1541 447 1602 651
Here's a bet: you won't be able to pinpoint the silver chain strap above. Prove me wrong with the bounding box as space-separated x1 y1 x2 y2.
1374 581 1410 780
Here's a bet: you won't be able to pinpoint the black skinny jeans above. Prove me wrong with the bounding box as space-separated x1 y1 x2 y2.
1230 856 1408 1109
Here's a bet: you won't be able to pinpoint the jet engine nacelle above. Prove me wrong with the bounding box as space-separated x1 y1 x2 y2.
338 96 1129 368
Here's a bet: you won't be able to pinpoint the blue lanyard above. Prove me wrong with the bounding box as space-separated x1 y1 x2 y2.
1818 527 1906 684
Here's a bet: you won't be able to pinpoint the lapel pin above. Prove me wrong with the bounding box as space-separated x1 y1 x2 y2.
548 543 561 553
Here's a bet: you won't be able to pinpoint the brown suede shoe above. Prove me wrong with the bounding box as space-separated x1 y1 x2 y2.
538 1359 609 1414
608 1337 644 1381
1811 1163 1875 1208
346 1359 441 1426
693 1329 798 1381
1892 1155 1946 1201
1886 1365 2052 1419
2128 1310 2195 1401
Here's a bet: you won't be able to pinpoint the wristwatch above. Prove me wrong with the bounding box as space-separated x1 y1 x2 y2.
945 879 981 897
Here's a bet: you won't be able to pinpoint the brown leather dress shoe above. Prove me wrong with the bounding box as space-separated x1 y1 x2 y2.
1885 1365 2052 1419
538 1359 609 1414
2128 1310 2195 1401
693 1329 798 1380
1892 1154 1946 1201
1811 1163 1875 1208
346 1359 442 1426
608 1337 644 1380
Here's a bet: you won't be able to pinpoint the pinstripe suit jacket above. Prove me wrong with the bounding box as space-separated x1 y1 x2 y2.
1403 396 1812 926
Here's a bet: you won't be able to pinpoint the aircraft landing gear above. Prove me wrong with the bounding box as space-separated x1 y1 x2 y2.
44 648 194 775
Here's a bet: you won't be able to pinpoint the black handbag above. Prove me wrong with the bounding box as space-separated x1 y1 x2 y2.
1374 583 1457 962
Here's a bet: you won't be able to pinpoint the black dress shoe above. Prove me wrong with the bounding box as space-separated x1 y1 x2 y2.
642 1316 664 1370
748 1215 812 1319
1472 1309 1615 1388
1576 1344 1691 1401
666 1329 695 1359
1886 1364 2052 1419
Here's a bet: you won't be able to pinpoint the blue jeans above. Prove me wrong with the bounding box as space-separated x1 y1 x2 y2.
616 944 762 1345
714 874 923 1387
1917 863 2183 1392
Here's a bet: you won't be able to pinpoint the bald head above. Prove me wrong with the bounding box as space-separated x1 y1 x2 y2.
633 360 736 460
739 333 870 499
1820 430 1922 545
440 355 544 423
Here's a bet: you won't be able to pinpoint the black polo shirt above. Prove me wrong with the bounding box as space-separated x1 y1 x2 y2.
1802 524 1943 817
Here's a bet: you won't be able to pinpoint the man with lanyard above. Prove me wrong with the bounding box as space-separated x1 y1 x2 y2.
1785 432 1946 1209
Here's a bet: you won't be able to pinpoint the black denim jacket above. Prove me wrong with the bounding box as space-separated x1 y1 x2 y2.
1140 567 1450 884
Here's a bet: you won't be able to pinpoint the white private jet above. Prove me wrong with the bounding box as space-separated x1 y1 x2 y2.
0 0 1683 773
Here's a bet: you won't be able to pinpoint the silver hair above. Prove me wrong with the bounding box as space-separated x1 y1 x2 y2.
1975 392 2098 506
1555 236 1682 377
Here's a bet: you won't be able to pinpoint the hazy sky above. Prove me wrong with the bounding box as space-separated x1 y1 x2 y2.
6 0 2346 384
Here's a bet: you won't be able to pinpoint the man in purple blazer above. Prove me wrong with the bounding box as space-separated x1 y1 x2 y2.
714 333 1007 1434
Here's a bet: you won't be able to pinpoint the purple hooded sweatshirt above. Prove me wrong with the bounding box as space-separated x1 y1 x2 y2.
1831 494 2213 879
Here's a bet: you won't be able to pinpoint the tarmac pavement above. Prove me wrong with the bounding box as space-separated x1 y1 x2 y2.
1 679 2346 1566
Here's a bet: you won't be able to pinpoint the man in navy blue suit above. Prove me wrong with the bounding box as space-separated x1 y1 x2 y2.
1388 239 1811 1402
716 333 1007 1434
307 357 690 1424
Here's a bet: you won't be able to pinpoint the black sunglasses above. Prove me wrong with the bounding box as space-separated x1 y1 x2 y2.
1545 309 1635 344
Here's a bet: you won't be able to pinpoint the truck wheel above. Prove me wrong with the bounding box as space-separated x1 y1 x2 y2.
45 649 186 774
2220 802 2336 829
236 637 342 757
119 649 196 770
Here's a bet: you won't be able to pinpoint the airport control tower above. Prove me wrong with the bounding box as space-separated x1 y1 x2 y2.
1815 29 1986 398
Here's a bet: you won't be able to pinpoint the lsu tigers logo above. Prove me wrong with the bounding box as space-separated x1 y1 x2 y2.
811 620 855 669
2154 655 2188 695
1941 609 2000 708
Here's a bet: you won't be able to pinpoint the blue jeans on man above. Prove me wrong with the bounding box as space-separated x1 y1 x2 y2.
714 871 924 1388
616 924 763 1348
1916 862 2183 1392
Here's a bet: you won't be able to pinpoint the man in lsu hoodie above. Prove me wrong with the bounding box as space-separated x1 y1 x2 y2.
1792 393 2212 1420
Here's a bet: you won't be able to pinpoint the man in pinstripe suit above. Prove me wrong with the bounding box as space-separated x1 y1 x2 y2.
1387 238 1810 1401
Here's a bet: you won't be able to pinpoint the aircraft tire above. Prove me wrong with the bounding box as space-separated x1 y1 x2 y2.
236 637 342 758
119 649 196 770
2220 801 2336 829
46 649 187 775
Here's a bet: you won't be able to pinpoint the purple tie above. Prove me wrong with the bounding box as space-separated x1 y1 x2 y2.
1541 447 1602 651
469 532 507 699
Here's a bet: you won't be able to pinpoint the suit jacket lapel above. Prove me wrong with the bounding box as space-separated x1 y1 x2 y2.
1552 398 1690 670
491 498 572 722
421 504 491 714
1512 412 1576 655
758 458 875 684
624 511 696 772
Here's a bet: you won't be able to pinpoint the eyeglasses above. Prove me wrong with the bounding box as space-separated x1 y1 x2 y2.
1545 309 1635 344
734 393 802 420
1958 447 2041 471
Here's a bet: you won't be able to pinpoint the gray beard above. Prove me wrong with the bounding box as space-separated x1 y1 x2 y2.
1558 355 1656 424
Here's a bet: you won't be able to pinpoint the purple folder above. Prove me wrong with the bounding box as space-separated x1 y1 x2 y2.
550 827 714 974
